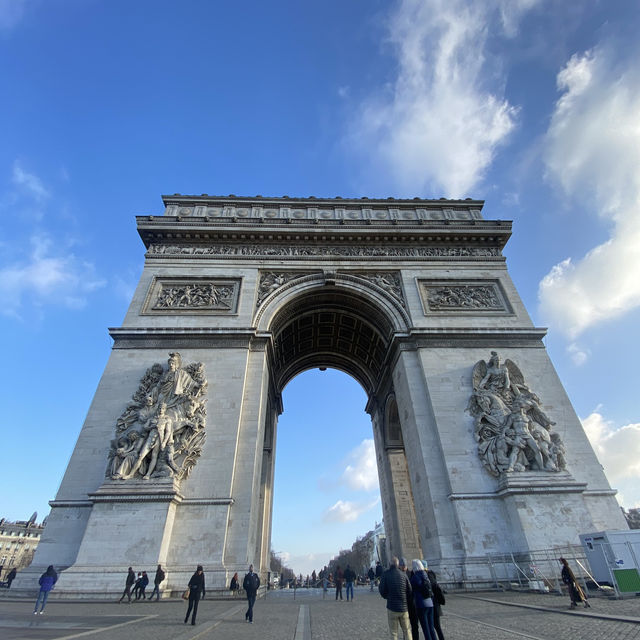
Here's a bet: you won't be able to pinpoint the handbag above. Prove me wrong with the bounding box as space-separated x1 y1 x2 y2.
182 587 190 600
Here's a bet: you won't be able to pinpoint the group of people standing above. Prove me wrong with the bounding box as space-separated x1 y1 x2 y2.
378 556 445 640
119 565 165 603
333 564 357 601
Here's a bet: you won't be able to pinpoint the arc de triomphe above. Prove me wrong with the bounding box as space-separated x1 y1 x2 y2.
23 194 625 596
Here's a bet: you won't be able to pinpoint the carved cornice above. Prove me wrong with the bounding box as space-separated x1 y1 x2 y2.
109 327 262 350
49 500 93 509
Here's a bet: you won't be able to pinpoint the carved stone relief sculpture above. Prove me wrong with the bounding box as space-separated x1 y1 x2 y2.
353 272 406 308
256 272 308 307
106 353 207 482
419 280 510 314
466 351 566 477
155 282 235 310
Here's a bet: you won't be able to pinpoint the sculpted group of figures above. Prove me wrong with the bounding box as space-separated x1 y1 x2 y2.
467 352 567 477
106 353 208 481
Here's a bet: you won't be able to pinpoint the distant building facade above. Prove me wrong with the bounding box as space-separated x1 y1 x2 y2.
0 513 45 576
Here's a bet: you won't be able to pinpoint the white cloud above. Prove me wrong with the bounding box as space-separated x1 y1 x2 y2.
346 0 532 197
567 342 589 366
582 411 640 508
12 161 50 202
340 439 379 491
0 234 105 316
539 47 640 337
323 498 380 523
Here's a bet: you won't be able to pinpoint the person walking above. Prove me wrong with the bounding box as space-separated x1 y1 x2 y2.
379 557 412 640
399 558 419 640
149 565 165 601
559 557 590 609
132 572 142 600
230 572 239 596
427 568 446 640
243 563 260 623
410 560 437 640
368 566 376 591
119 567 136 603
334 565 344 600
137 571 149 599
184 565 205 625
375 560 383 586
6 567 17 588
33 565 57 614
344 564 356 601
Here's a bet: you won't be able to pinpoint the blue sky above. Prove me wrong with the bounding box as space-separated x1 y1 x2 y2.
2 1 640 576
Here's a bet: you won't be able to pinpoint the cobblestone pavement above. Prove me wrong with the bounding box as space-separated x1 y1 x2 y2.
1 587 638 640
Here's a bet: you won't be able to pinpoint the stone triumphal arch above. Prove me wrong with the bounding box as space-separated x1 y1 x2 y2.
23 195 626 596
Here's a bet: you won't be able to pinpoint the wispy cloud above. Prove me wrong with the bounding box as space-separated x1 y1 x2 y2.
340 439 379 491
0 163 106 317
0 0 28 31
323 498 380 523
12 161 50 202
539 46 640 337
582 411 640 508
345 0 535 197
0 234 105 317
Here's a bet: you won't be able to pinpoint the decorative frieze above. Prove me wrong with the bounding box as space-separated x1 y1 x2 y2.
148 244 501 259
163 204 483 222
143 277 240 314
419 279 511 314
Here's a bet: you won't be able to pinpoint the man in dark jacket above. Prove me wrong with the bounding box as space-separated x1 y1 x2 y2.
379 557 412 640
6 567 17 588
149 564 165 601
344 564 356 601
375 560 383 584
243 564 260 623
119 567 136 603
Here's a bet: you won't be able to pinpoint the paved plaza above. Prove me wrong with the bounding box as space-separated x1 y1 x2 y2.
1 587 639 640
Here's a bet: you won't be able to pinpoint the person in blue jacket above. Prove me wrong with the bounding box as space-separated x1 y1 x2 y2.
34 565 58 614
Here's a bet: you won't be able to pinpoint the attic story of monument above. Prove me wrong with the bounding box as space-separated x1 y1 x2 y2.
16 194 626 597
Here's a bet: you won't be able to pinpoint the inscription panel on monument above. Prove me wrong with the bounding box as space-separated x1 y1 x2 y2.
417 279 512 315
142 277 240 315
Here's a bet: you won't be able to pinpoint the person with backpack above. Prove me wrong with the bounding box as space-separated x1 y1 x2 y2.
243 564 260 623
33 565 57 614
410 559 436 640
149 565 165 601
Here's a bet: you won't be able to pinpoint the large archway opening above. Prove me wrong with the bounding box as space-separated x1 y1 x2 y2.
261 283 418 578
271 368 382 578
